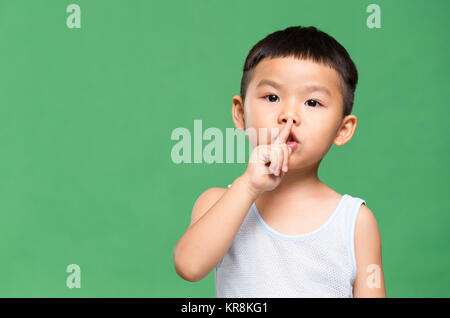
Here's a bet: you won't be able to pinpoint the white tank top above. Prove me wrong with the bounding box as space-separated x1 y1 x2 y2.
215 184 366 298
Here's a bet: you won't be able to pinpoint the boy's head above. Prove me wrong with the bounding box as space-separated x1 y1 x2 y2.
232 26 360 170
240 25 358 119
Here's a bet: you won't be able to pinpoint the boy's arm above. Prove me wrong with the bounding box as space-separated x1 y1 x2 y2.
173 174 259 282
352 204 387 297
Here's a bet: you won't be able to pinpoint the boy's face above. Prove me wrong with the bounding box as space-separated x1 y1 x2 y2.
232 56 358 171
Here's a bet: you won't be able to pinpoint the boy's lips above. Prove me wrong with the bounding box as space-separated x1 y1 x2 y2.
288 131 299 143
286 131 299 151
286 141 298 151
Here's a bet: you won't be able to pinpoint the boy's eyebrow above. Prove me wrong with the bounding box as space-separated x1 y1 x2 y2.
256 79 332 97
257 79 283 89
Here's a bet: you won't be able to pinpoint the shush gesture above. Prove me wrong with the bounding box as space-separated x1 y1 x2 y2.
242 118 296 197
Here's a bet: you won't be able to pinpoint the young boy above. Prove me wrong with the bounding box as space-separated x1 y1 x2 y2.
174 26 386 298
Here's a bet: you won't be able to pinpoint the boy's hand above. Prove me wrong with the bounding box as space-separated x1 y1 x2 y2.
242 118 294 197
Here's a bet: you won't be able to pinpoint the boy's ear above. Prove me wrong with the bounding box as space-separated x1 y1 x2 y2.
232 95 246 130
334 114 358 146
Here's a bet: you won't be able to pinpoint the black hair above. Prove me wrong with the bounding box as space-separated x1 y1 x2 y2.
240 26 358 117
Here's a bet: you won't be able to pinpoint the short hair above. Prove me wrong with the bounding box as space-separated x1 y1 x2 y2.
240 26 358 117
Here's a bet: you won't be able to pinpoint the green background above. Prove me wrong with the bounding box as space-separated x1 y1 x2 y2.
0 0 448 297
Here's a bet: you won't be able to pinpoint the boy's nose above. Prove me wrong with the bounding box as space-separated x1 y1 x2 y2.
281 116 298 125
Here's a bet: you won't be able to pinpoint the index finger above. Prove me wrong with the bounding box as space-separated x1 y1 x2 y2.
274 118 294 144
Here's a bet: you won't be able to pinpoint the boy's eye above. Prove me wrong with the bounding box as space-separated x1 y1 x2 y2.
263 94 279 103
305 99 322 107
263 95 322 107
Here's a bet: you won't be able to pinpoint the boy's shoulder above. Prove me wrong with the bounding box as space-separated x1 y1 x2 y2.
190 186 228 226
196 186 228 203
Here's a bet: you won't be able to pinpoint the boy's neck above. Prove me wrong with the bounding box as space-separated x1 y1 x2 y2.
256 161 330 206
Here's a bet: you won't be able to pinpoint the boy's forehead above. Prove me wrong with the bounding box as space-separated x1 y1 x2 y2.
250 56 342 93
